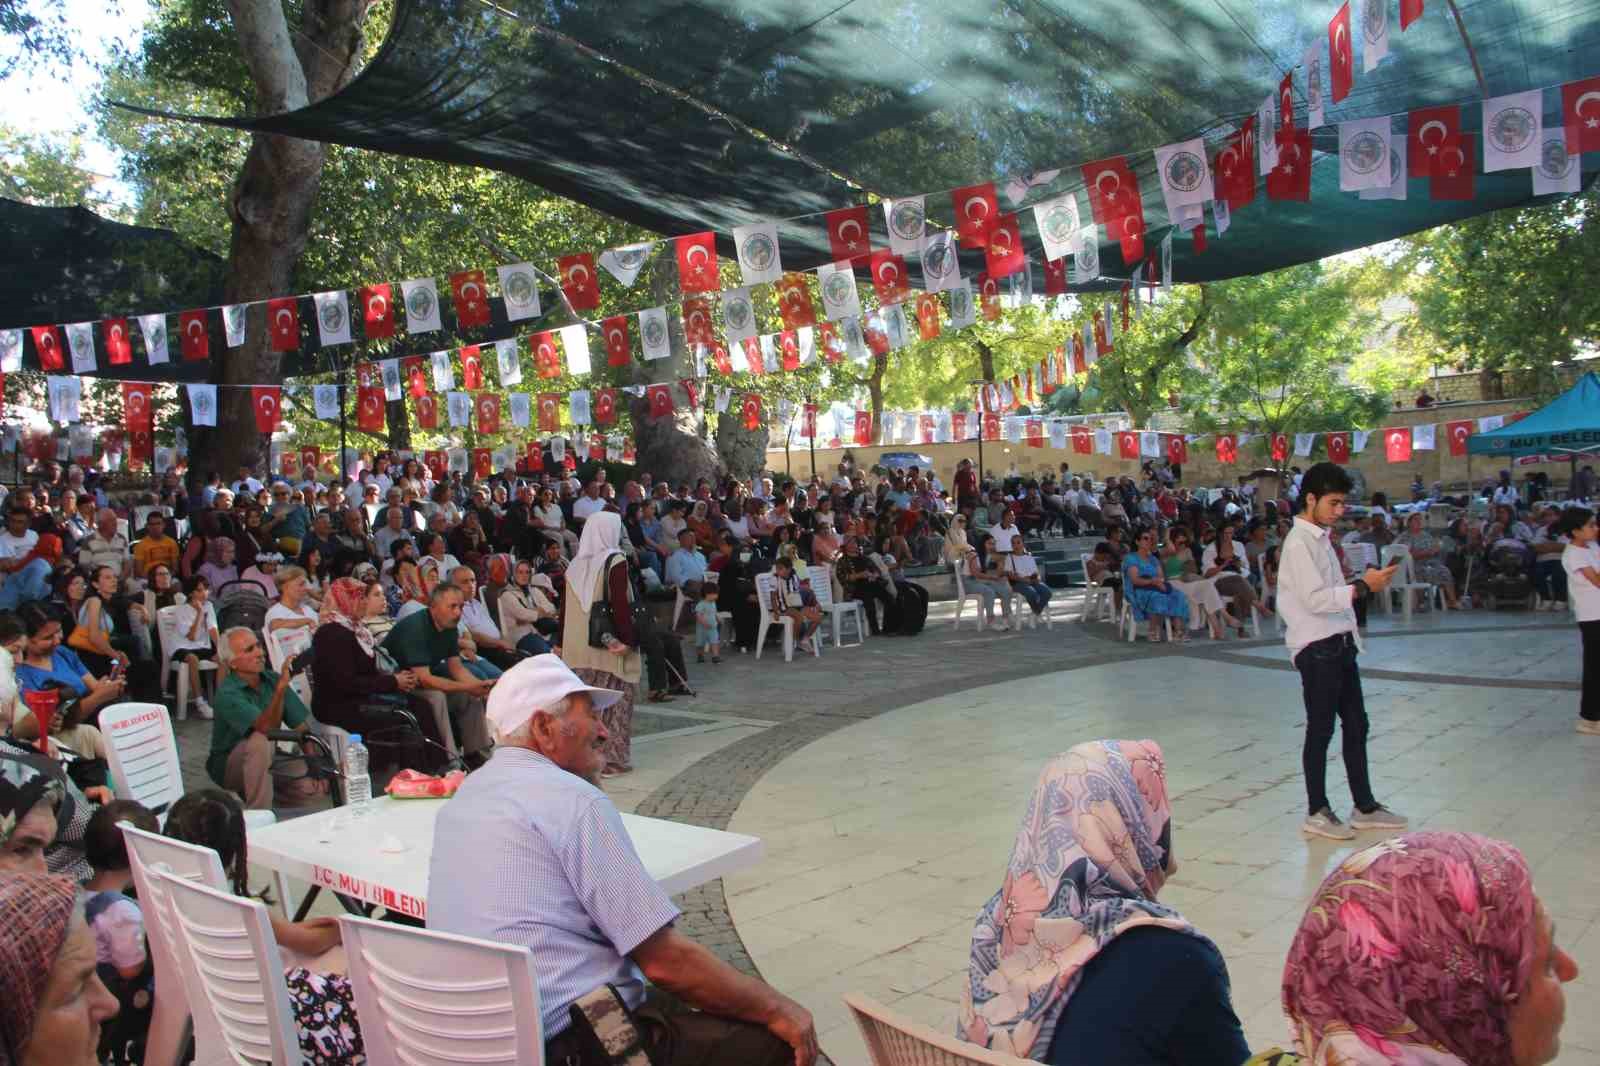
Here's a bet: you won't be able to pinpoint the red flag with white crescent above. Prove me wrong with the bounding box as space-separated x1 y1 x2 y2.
103 318 132 365
267 298 299 353
675 232 719 293
871 250 911 305
816 322 842 364
595 388 617 425
683 298 716 346
1267 129 1313 201
1562 75 1600 155
558 253 601 310
361 283 395 338
537 392 561 432
355 361 379 388
298 447 321 475
1271 433 1289 462
982 412 1001 442
424 450 446 479
1408 105 1461 177
1072 426 1092 454
1072 335 1087 375
853 411 873 446
1026 419 1044 448
977 273 1002 321
709 342 734 375
475 392 501 435
1216 433 1238 464
1080 156 1138 225
1385 426 1413 463
738 394 761 432
414 393 439 429
472 448 493 478
742 337 766 376
1279 71 1294 130
825 205 873 263
1327 431 1351 464
1113 209 1147 262
450 270 492 328
801 403 817 438
680 379 700 410
522 442 543 473
1117 431 1139 460
128 428 153 467
776 273 817 328
589 435 607 461
460 345 484 390
122 382 153 432
1043 257 1068 296
180 310 210 361
984 214 1025 278
602 316 632 367
647 384 674 419
356 386 386 433
1430 134 1476 200
950 182 999 247
251 386 282 433
1446 419 1473 456
1329 3 1353 103
532 332 562 379
1167 435 1188 465
919 414 936 444
779 331 801 372
402 356 428 398
916 293 941 340
31 326 63 371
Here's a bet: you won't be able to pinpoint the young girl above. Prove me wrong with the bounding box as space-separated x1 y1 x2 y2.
1559 508 1599 735
694 583 722 664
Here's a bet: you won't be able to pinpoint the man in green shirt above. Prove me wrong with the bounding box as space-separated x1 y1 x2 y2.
208 626 323 810
382 584 495 763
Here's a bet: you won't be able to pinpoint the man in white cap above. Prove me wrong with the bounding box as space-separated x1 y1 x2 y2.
428 655 816 1066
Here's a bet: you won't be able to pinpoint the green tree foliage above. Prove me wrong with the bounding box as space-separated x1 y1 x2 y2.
0 0 74 80
0 125 121 211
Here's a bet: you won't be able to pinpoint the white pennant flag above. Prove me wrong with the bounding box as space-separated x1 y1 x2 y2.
313 291 352 346
1360 133 1408 200
1294 432 1316 457
732 221 783 286
49 377 81 423
448 448 468 474
1094 428 1113 455
69 425 93 460
1103 304 1117 348
1478 414 1504 433
0 330 19 372
1482 90 1543 172
1048 421 1069 450
759 334 780 374
816 260 862 320
569 389 592 425
139 314 170 365
1413 423 1437 450
919 230 962 293
222 304 248 348
714 386 731 413
380 359 403 401
447 391 471 428
937 410 954 444
495 338 522 386
637 307 672 361
153 446 175 474
883 196 926 256
493 446 515 472
598 242 655 288
1339 116 1392 191
430 350 455 392
1073 228 1101 284
728 337 751 373
1032 192 1082 261
497 263 542 321
1533 127 1582 195
1004 418 1024 444
400 278 442 334
559 324 591 375
1140 430 1161 458
797 325 816 366
1353 430 1372 453
1361 0 1389 72
185 383 215 427
1303 45 1325 129
1154 138 1215 219
66 322 96 373
1259 95 1280 175
1161 230 1174 289
720 288 757 345
510 392 531 428
314 384 340 419
947 282 977 329
1213 196 1232 236
840 316 869 364
883 304 909 350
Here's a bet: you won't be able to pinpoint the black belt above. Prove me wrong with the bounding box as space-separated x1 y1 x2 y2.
1305 631 1356 652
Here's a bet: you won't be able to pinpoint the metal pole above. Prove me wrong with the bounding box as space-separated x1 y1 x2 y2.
808 398 816 479
337 354 349 487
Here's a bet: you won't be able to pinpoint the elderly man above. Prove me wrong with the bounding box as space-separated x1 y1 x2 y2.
664 528 707 601
429 656 816 1066
572 480 607 525
450 565 539 668
380 583 494 762
374 502 414 561
207 626 322 810
77 507 131 585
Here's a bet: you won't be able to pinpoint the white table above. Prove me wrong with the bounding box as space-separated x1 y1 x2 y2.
248 796 763 921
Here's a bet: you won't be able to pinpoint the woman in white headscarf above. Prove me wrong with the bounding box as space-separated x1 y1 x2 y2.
560 512 643 774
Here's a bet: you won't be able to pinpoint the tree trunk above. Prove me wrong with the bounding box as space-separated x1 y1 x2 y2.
866 352 887 439
973 338 996 383
631 268 723 484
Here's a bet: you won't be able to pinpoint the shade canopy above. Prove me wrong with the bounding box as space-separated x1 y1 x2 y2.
1468 372 1600 457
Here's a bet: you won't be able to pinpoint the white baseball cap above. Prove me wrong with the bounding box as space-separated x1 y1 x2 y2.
484 654 623 737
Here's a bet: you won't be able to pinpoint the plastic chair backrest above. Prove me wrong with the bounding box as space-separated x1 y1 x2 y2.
339 914 544 1066
100 702 183 814
1079 553 1099 586
811 564 835 610
754 571 778 613
950 560 968 598
263 626 314 708
844 993 1031 1066
1344 541 1378 573
157 871 306 1066
1380 543 1416 583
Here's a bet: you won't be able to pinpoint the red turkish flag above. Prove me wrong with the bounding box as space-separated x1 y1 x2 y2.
1385 426 1413 463
267 298 299 352
356 386 386 433
984 214 1025 278
801 403 817 438
1072 426 1092 454
1446 419 1473 456
103 318 132 365
122 382 153 432
982 412 1001 442
741 394 763 432
450 270 492 328
1562 75 1600 155
475 393 501 435
31 326 63 371
602 316 631 367
1279 71 1295 130
853 410 874 446
1270 433 1289 463
1267 129 1313 202
128 429 153 467
537 392 561 432
595 388 618 425
1430 134 1475 200
1114 210 1148 263
1400 0 1424 30
825 205 873 263
646 384 674 419
1191 223 1207 255
778 330 801 372
521 442 543 474
1117 431 1139 460
355 361 379 388
1216 122 1255 210
1329 3 1353 103
1042 257 1068 296
457 345 483 390
977 273 1002 321
1026 419 1044 448
588 435 607 462
361 283 395 339
402 356 427 398
298 447 321 475
675 232 719 293
709 342 734 374
251 386 282 433
472 449 493 478
1326 432 1351 464
621 437 636 463
532 332 562 379
683 298 715 346
915 293 941 340
1092 315 1108 354
558 253 600 311
742 337 766 376
870 250 911 305
816 322 842 364
1408 105 1461 177
180 310 210 361
414 393 439 429
950 182 1000 247
680 379 699 410
1081 156 1138 225
776 273 817 328
1072 335 1087 375
1215 433 1238 464
278 450 297 477
1167 435 1188 465
424 450 446 479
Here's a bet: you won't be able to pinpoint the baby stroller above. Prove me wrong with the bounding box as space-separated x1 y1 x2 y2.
1479 546 1535 610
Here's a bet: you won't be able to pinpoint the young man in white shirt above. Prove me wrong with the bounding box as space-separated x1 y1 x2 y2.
1278 463 1407 841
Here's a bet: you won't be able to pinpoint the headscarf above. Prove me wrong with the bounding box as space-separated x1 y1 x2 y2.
958 740 1199 1060
943 516 971 564
1281 832 1537 1066
485 552 513 587
0 748 67 851
567 511 624 613
0 873 78 1066
323 577 377 659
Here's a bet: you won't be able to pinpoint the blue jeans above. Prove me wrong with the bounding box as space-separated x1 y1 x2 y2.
1013 581 1052 614
0 559 52 610
463 656 503 681
516 632 552 656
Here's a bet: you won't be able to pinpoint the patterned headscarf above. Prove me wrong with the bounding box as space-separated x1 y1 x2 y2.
0 873 78 1066
1281 832 1537 1066
323 577 377 659
958 740 1200 1060
0 748 66 851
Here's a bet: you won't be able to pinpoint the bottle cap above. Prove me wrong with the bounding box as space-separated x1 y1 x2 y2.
348 734 362 744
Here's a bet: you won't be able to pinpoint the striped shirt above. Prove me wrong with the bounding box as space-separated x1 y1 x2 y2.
427 747 679 1038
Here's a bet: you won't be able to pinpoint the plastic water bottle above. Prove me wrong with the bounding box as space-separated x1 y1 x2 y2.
342 734 372 821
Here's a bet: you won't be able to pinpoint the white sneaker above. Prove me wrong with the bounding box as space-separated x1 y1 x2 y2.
1302 807 1356 840
193 699 215 720
1577 719 1600 736
1349 805 1409 830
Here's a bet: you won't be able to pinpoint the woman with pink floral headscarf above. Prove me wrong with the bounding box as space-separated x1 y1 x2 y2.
958 739 1249 1065
1265 831 1578 1066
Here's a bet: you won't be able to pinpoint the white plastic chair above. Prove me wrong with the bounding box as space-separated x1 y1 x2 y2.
157 871 307 1066
1380 544 1439 620
1078 553 1115 623
157 602 218 721
101 701 187 816
845 993 1032 1065
811 563 866 648
752 571 818 661
949 561 987 630
264 627 351 785
339 914 544 1066
1120 600 1174 642
671 585 692 629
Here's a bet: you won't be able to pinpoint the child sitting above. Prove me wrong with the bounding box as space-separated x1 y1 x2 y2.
770 557 822 654
694 583 722 664
82 799 161 1066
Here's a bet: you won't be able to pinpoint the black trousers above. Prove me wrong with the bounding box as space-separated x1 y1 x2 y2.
849 579 897 634
1582 619 1600 723
640 628 688 692
545 999 790 1066
1294 633 1377 816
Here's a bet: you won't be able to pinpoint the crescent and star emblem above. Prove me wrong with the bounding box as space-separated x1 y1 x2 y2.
369 294 388 318
274 309 293 331
186 319 204 338
836 218 863 248
963 196 990 222
608 328 625 350
686 244 709 268
566 264 591 285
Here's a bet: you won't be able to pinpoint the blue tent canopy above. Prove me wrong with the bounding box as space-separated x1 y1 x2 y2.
1467 371 1600 458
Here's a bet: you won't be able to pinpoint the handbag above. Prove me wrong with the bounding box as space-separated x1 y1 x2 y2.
588 554 649 650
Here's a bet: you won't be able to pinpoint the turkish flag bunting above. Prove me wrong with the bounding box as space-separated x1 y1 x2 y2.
742 337 766 376
476 392 501 435
916 294 941 340
776 274 817 328
103 319 132 365
355 361 379 388
853 411 874 446
356 386 386 433
950 182 1000 247
1081 156 1138 225
825 206 873 263
267 298 299 353
602 316 632 367
816 322 843 364
683 297 716 345
1327 432 1351 464
1279 72 1295 130
742 394 763 432
1092 315 1108 354
521 442 543 474
978 274 1002 321
870 250 911 305
122 382 153 432
1025 369 1035 403
414 393 439 429
779 331 801 371
1329 3 1353 103
1043 257 1068 296
537 393 561 432
1167 435 1189 465
801 403 817 438
710 342 734 374
1408 105 1461 177
424 450 446 479
1430 134 1475 200
1117 432 1139 459
647 384 674 419
595 388 618 425
532 332 562 379
1385 426 1413 463
1562 76 1600 155
460 345 484 390
403 356 427 398
1072 426 1092 454
472 449 493 478
31 326 62 370
1215 433 1239 464
1072 335 1087 375
1271 433 1289 462
680 379 699 410
251 386 282 433
982 412 1001 442
1267 129 1313 201
1216 125 1255 209
180 310 210 361
361 284 395 338
1400 0 1424 30
450 270 492 328
1114 210 1147 263
1026 419 1044 448
984 214 1026 278
864 319 890 356
1446 419 1473 456
298 447 321 475
128 429 153 467
675 232 720 293
589 436 607 462
558 253 601 311
1192 223 1207 255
